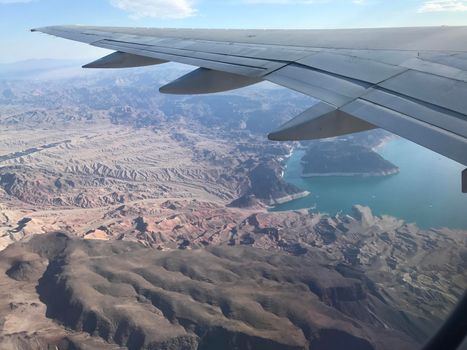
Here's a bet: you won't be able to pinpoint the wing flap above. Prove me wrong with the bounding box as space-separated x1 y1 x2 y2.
379 70 467 116
297 51 407 84
94 39 269 77
401 57 467 82
420 52 467 71
361 88 467 139
266 64 370 107
93 38 288 78
341 99 467 166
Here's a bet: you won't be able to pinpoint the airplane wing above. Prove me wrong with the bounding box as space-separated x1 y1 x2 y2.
31 25 467 189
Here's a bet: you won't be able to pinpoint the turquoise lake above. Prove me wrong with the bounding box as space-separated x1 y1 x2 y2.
272 138 467 229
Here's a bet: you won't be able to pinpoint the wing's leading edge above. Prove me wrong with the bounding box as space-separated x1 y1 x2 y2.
31 25 467 191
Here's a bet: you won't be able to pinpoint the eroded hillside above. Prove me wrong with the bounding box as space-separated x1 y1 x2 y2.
0 63 465 350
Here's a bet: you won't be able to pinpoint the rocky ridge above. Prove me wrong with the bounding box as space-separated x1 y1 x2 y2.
0 232 425 350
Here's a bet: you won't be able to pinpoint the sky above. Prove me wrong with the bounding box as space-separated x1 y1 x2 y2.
0 0 466 63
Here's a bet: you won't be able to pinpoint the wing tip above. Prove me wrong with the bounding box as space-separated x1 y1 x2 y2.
30 27 47 33
30 25 72 34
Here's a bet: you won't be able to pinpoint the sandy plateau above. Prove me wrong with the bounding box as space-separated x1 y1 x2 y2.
0 65 465 350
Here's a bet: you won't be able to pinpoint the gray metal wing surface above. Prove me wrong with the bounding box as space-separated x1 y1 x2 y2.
32 25 467 187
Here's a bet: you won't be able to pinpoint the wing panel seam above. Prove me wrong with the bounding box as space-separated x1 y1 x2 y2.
356 93 467 139
99 39 297 64
94 40 273 73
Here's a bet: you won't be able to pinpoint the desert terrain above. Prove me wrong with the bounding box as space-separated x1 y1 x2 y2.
0 61 465 350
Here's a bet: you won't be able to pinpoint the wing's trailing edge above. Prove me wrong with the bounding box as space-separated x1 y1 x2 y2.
31 25 467 191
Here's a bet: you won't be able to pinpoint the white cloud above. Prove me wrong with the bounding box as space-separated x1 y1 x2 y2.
110 0 196 19
418 0 467 12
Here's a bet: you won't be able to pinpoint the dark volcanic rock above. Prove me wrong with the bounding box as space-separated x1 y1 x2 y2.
248 162 303 203
301 140 399 176
230 161 307 207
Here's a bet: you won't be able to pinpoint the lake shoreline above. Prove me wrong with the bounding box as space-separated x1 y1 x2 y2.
301 168 400 178
272 138 467 229
269 191 311 206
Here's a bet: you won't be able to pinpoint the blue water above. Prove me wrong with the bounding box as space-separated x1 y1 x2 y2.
272 138 467 229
